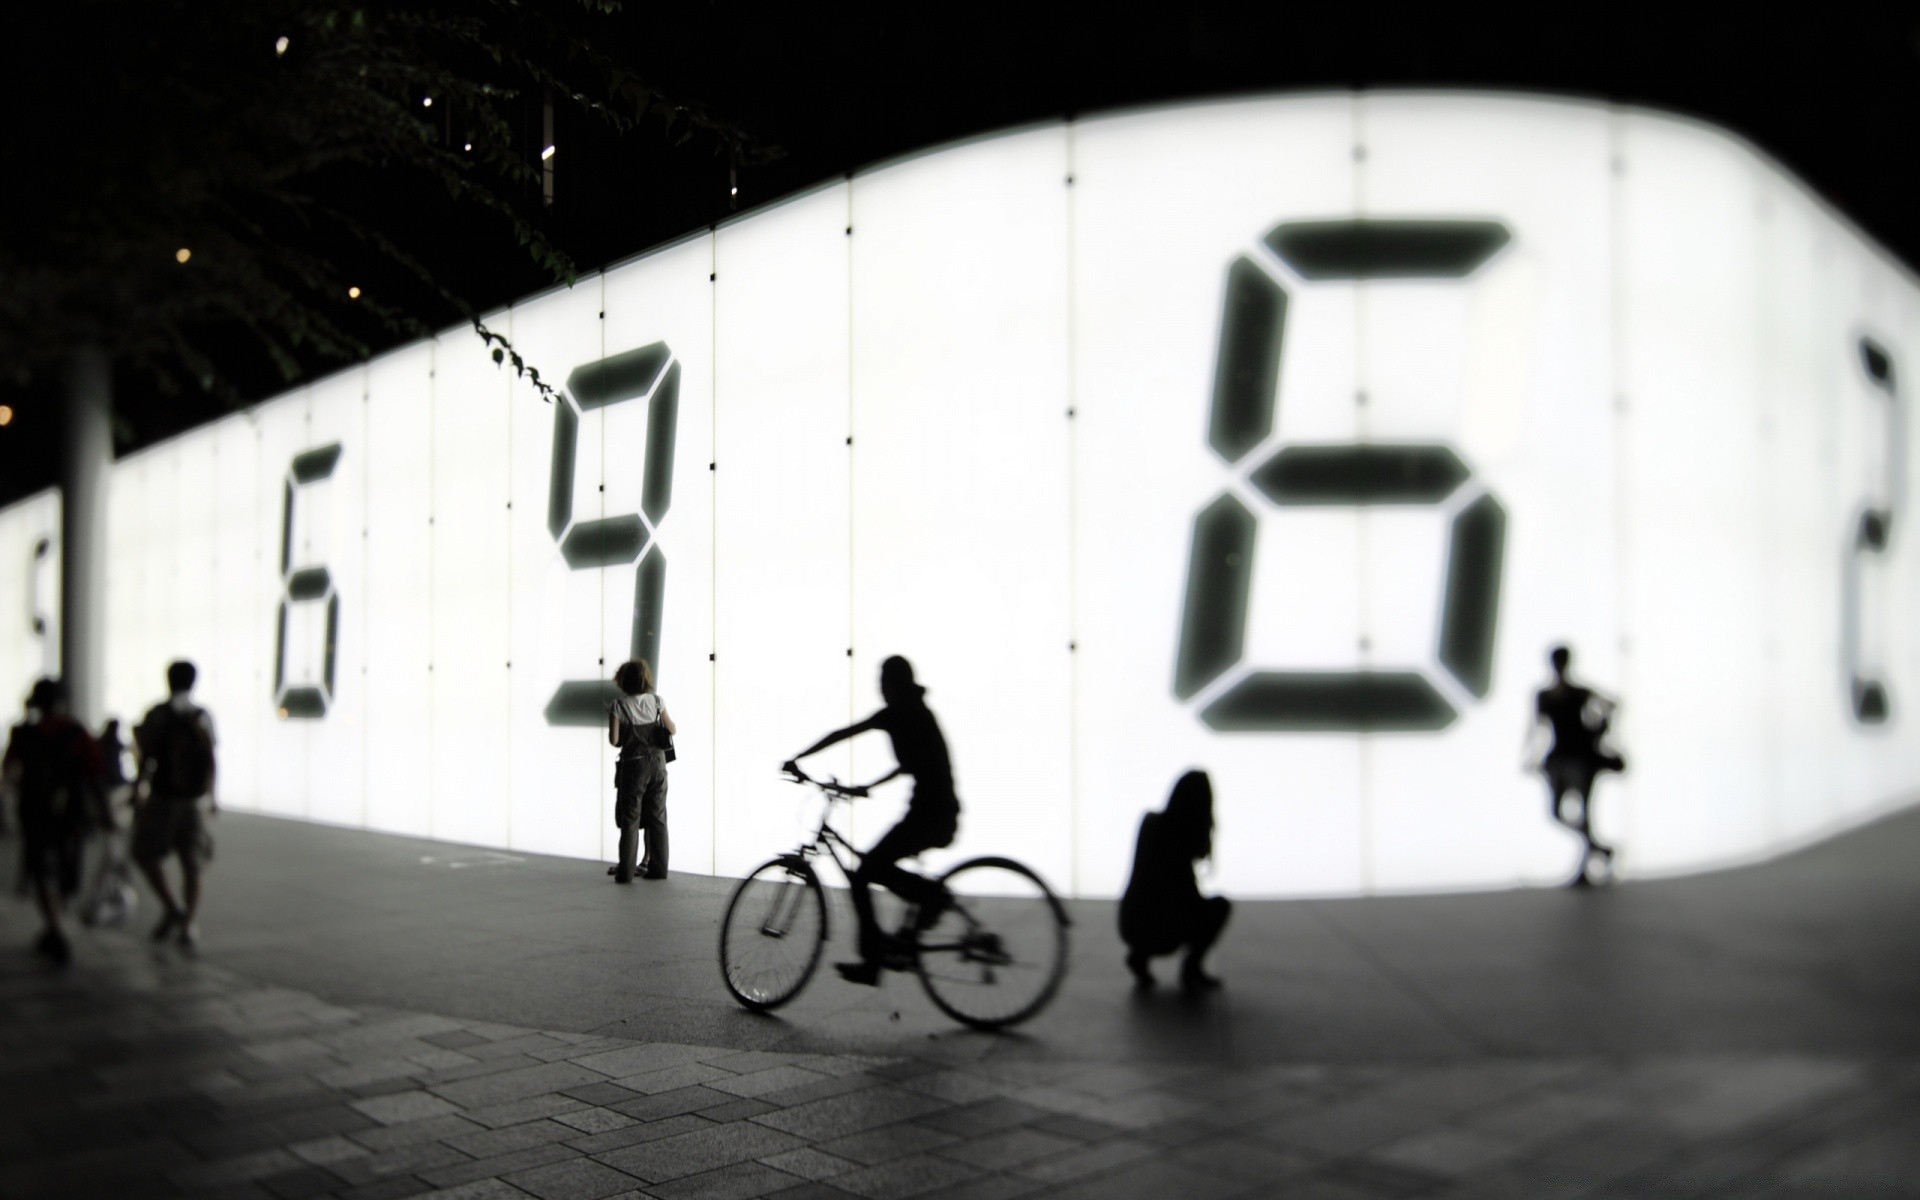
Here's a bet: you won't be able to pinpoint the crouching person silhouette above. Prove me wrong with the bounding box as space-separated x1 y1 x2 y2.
1120 770 1230 992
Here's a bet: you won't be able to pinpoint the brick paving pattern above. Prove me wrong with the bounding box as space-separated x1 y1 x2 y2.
3 919 1917 1198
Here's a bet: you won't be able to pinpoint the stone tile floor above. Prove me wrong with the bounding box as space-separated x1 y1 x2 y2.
3 916 1917 1198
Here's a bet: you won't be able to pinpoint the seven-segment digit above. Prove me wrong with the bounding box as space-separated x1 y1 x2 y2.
543 342 680 726
274 444 343 719
1844 335 1902 724
1174 219 1511 732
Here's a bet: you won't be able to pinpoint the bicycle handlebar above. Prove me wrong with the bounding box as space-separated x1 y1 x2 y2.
782 765 865 799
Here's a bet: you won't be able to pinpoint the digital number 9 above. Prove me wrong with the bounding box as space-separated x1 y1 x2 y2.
542 342 680 725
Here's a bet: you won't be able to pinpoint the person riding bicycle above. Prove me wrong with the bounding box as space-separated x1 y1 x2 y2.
783 655 957 986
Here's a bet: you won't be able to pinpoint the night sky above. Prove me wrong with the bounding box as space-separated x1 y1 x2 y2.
3 4 1916 507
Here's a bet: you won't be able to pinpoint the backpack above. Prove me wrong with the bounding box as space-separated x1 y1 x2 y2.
142 704 214 798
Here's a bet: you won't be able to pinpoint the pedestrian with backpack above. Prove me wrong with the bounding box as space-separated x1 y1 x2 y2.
132 661 218 948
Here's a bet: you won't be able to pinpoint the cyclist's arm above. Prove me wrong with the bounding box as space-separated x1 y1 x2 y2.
787 715 882 766
857 765 904 795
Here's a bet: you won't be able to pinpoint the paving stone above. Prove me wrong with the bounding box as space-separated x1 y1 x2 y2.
933 1128 1078 1171
610 1085 739 1121
646 1162 806 1200
565 1113 716 1155
1036 1158 1250 1200
418 1141 581 1189
260 1164 344 1198
170 1147 307 1189
432 1062 614 1110
1167 1135 1318 1184
757 1147 862 1181
1367 1125 1525 1178
561 1081 644 1106
914 1101 1051 1140
706 1065 833 1099
416 1180 539 1199
697 1097 780 1123
289 1134 372 1165
351 1089 463 1125
334 1175 438 1200
757 1073 886 1108
503 1156 645 1200
1013 1137 1159 1184
553 1106 640 1134
763 1184 861 1200
443 1117 581 1159
423 1030 493 1052
820 1123 961 1166
467 1092 595 1129
829 1153 982 1199
753 1087 951 1142
596 1120 807 1183
571 1043 717 1080
610 1062 740 1095
914 1176 1045 1200
349 1113 488 1153
326 1140 474 1185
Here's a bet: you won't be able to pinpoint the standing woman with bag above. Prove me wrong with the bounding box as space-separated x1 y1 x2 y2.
606 660 674 883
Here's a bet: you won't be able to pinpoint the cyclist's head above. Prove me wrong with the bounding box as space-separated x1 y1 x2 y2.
614 660 653 696
167 660 197 695
879 655 924 705
26 677 66 717
1165 769 1214 861
1548 645 1571 676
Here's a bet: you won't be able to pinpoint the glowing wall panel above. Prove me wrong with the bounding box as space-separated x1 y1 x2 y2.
712 185 854 877
42 93 1920 899
0 489 59 717
850 127 1074 886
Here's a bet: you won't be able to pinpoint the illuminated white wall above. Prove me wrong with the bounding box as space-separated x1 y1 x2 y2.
0 489 60 720
8 93 1918 897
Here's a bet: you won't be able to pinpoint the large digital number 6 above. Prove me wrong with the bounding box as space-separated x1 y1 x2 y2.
1174 220 1511 732
274 444 343 719
1844 335 1901 724
542 342 680 726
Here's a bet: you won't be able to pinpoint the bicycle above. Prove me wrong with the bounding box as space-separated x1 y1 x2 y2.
718 767 1071 1030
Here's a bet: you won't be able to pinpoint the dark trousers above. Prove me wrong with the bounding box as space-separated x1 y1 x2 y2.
614 754 668 880
1125 895 1232 971
849 808 956 960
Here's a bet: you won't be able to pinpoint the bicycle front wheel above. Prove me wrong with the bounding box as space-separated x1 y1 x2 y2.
720 856 827 1012
916 856 1069 1030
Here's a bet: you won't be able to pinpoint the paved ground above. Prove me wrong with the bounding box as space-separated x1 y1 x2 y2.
1 806 1918 1197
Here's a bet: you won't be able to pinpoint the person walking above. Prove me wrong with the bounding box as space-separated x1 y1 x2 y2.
1119 769 1231 992
1526 644 1627 887
606 659 673 883
132 661 218 947
2 679 103 965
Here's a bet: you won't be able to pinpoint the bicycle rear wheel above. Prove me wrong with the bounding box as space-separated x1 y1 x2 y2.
916 856 1069 1030
720 856 827 1011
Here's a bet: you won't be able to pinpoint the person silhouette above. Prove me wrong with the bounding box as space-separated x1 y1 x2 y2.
132 661 219 947
2 678 103 965
1527 645 1626 887
606 659 674 883
1119 770 1231 992
784 655 958 987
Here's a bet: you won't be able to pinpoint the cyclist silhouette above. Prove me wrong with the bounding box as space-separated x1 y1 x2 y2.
1526 644 1626 887
784 655 957 986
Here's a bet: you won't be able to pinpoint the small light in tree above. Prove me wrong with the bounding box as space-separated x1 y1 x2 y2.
348 286 362 299
274 36 289 56
463 142 472 151
541 144 556 161
422 97 433 108
0 406 13 427
175 248 191 264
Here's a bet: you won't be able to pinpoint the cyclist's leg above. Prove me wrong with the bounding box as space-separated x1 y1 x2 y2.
848 816 948 963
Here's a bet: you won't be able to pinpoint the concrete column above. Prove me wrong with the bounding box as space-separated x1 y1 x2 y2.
61 346 111 726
